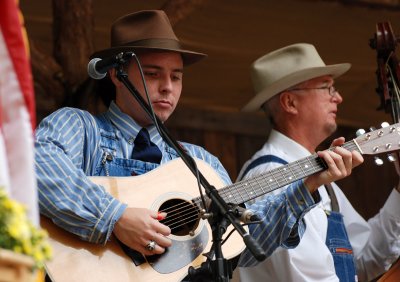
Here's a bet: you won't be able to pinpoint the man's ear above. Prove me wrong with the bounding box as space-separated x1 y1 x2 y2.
279 91 298 114
109 68 122 88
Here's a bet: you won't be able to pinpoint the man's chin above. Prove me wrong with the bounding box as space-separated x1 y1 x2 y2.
327 123 338 136
153 112 170 123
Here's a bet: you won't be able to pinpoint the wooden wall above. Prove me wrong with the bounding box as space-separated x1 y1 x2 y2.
167 106 398 220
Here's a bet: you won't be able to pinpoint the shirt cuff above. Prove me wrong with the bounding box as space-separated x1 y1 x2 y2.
286 179 318 216
90 198 127 244
281 179 319 248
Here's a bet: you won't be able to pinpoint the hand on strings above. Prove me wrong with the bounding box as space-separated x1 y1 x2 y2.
113 207 171 256
304 137 364 193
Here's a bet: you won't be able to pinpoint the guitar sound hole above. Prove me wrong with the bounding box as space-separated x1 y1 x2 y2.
159 199 200 236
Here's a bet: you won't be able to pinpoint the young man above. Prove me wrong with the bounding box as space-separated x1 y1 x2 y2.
236 43 400 281
35 11 362 278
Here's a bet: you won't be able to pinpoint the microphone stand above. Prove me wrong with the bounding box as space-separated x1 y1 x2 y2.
114 53 266 281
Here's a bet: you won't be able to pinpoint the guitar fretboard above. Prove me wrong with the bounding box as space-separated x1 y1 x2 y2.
193 140 360 207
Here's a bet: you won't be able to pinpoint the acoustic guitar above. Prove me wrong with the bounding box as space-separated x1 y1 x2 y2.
41 123 400 282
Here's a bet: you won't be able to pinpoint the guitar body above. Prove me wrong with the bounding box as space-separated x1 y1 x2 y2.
41 158 245 282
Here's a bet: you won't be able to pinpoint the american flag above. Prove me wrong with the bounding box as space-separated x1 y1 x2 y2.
0 0 38 225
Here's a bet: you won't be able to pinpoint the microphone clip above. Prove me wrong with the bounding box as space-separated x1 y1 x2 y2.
230 204 261 224
87 51 135 80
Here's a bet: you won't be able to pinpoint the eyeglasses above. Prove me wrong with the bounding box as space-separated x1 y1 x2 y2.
288 86 338 97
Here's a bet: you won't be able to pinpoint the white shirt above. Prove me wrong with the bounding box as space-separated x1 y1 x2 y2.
236 129 400 282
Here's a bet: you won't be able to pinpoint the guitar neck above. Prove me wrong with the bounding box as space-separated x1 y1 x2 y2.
193 139 360 206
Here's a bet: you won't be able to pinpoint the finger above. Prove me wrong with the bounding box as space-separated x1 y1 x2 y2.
332 150 350 176
151 244 166 255
140 242 166 256
153 232 172 248
150 211 167 221
334 147 352 175
351 151 364 167
157 212 167 221
330 137 345 147
318 150 342 177
156 221 171 236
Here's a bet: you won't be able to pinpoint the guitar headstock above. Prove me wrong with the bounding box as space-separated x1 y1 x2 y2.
355 122 400 156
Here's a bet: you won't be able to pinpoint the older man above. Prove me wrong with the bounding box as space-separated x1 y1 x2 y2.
236 43 400 282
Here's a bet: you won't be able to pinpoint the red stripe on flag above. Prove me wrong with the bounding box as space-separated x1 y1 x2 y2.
0 0 36 129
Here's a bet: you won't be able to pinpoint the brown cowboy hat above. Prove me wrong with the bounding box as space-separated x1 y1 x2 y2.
242 43 351 112
90 10 206 66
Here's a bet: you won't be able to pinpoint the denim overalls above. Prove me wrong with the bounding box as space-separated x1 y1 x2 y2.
95 115 165 177
242 154 357 281
325 211 357 281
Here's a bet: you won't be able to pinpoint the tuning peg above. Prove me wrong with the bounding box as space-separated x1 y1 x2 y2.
369 126 377 132
387 153 397 162
356 128 366 136
374 156 384 166
381 122 390 128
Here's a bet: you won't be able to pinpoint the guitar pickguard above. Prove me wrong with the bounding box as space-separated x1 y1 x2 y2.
147 226 208 274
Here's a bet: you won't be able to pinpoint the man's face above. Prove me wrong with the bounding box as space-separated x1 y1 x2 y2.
114 51 184 126
291 75 343 137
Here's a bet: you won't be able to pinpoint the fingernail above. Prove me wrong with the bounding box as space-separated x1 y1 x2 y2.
157 212 165 221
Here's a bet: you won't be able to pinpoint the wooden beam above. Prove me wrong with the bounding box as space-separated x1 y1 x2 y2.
52 0 94 90
161 0 208 26
30 40 65 123
166 106 271 137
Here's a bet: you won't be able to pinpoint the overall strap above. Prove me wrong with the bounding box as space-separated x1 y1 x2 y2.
325 183 339 212
239 154 288 180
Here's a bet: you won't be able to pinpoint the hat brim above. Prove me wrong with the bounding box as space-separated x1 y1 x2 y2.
90 46 207 66
242 63 351 112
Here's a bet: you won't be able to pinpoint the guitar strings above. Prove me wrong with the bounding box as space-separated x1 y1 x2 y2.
157 141 360 230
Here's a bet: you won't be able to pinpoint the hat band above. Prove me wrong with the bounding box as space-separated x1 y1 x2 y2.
115 38 183 50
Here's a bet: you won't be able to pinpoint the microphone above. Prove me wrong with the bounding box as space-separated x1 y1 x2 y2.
233 206 261 224
87 52 135 80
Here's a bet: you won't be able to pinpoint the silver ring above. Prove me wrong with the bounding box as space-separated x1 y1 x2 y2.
146 240 156 251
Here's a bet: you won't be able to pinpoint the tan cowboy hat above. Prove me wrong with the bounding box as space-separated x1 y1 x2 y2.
242 43 351 112
90 10 206 66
